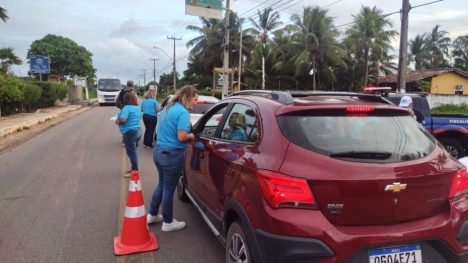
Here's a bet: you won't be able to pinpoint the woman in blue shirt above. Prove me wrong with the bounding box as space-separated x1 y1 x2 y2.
141 89 160 148
147 85 198 232
115 92 142 177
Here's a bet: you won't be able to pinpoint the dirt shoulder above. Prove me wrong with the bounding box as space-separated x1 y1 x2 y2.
0 107 91 154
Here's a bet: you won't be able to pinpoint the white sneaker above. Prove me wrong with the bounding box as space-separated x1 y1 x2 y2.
146 213 163 224
161 219 186 232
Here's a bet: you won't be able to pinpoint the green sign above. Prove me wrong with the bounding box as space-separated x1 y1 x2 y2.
185 0 223 19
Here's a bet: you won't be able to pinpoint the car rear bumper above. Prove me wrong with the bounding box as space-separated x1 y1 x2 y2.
254 229 334 263
254 196 468 262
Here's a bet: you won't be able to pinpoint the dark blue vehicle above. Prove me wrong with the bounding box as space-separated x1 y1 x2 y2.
386 93 468 158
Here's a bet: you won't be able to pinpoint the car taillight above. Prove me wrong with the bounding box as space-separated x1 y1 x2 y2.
256 170 317 209
449 168 468 198
346 106 375 113
196 100 205 104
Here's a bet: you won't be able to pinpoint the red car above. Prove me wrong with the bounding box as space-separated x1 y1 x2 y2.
177 91 468 263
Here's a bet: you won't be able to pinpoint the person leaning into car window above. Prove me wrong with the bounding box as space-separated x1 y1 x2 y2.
147 85 199 232
223 112 247 142
399 95 425 125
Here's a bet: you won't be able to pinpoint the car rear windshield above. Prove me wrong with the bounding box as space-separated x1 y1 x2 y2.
278 114 436 163
192 103 216 114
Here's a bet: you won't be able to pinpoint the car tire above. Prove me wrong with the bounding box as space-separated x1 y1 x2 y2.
177 171 189 202
225 221 251 263
439 137 464 158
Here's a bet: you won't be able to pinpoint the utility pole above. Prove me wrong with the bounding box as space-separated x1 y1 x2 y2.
397 0 410 94
142 69 147 87
150 58 159 95
222 0 231 98
168 36 181 91
238 23 243 91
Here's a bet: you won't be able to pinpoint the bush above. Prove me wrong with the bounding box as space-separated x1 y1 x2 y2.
432 103 468 114
0 76 24 115
34 81 68 107
21 81 42 111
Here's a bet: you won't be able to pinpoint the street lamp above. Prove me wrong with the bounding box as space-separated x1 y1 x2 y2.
153 46 176 91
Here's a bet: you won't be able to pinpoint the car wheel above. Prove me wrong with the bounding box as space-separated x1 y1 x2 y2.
439 137 464 158
226 221 251 263
177 171 189 202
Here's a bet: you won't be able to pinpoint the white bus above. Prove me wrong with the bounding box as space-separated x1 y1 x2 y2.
97 78 122 105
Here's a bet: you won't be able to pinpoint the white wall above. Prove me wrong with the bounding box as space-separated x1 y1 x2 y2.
427 94 468 108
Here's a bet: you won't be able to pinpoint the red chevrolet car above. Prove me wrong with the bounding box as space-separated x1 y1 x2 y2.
177 91 468 263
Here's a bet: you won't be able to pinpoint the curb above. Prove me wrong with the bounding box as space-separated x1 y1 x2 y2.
0 105 83 138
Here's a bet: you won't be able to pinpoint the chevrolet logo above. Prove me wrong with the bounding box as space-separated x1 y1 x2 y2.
385 182 407 192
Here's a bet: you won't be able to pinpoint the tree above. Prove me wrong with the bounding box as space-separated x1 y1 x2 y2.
409 34 427 70
289 7 345 90
346 6 397 87
248 7 283 89
453 34 468 71
0 6 8 22
27 34 96 80
424 25 451 69
0 48 22 76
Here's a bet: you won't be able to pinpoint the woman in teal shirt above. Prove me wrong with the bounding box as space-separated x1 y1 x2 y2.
116 92 142 177
141 89 159 148
147 85 198 232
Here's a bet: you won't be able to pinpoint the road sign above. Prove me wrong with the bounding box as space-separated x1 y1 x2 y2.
185 0 222 19
30 55 50 74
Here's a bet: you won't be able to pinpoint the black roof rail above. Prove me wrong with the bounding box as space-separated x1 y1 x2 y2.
289 91 393 105
229 90 294 105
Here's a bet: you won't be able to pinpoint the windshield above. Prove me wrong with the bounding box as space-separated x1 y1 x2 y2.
97 79 121 91
278 115 436 163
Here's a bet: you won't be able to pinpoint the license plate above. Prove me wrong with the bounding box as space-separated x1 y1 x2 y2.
368 244 422 263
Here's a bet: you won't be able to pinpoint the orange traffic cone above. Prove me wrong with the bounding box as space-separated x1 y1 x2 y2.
114 171 159 255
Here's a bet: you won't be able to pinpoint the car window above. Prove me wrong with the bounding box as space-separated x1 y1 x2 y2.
192 103 216 114
278 114 436 163
198 105 227 138
221 104 258 143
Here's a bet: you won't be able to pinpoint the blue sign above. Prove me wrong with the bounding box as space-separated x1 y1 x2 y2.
30 55 50 74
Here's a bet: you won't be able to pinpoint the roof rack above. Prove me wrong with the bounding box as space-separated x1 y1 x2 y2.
229 90 393 105
290 92 393 104
229 90 294 105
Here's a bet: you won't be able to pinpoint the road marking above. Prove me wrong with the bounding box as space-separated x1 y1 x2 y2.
116 146 155 263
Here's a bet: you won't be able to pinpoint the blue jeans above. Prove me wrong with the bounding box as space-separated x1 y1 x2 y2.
149 145 185 223
123 128 141 171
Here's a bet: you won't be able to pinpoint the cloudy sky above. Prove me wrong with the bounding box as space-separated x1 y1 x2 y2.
1 0 467 84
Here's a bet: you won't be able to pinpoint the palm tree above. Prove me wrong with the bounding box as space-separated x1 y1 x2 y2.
424 25 451 69
248 7 283 89
186 17 225 72
452 34 468 71
289 6 345 90
409 34 427 70
346 6 397 87
0 7 8 22
0 48 22 76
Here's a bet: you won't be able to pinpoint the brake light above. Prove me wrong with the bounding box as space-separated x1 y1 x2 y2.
256 170 317 209
196 100 205 104
449 168 468 198
346 106 375 113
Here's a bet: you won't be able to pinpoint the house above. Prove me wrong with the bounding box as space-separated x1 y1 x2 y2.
377 68 468 95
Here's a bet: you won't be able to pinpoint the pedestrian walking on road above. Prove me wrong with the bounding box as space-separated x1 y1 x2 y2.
116 80 135 109
116 92 142 177
141 89 160 148
147 85 199 232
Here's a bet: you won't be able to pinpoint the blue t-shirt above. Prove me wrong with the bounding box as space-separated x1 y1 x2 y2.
224 128 247 141
141 98 159 117
156 102 190 149
118 105 142 134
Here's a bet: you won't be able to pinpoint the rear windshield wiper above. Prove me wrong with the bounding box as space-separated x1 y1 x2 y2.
329 151 392 159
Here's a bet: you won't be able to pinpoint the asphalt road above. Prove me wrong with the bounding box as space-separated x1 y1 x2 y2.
0 106 224 263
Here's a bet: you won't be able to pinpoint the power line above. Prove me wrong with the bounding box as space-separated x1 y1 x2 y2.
240 0 274 17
